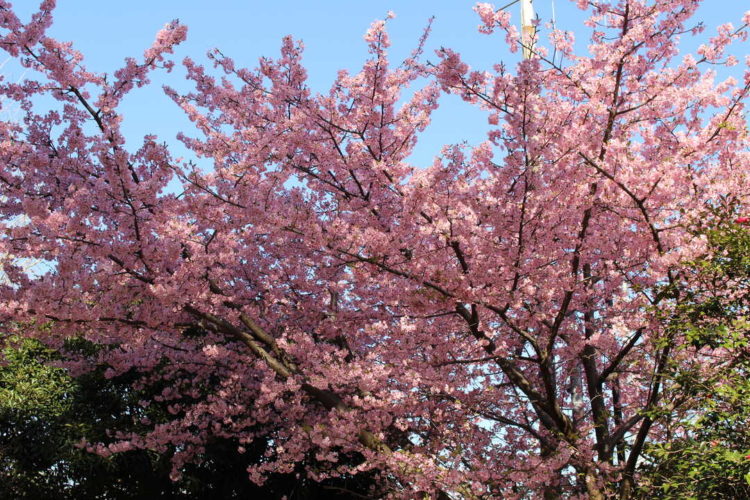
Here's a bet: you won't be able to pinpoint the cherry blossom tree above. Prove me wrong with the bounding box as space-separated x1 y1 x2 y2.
2 0 750 497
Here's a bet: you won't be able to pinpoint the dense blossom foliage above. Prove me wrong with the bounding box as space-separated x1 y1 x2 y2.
1 0 750 497
0 336 386 499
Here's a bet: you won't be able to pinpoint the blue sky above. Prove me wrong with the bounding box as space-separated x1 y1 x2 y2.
5 0 750 168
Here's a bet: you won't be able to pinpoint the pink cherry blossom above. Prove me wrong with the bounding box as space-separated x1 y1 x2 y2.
1 1 750 498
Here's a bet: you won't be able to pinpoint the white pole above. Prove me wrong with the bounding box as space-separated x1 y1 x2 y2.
521 0 535 59
551 0 556 28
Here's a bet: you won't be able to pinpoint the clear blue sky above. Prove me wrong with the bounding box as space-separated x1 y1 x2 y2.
5 0 749 168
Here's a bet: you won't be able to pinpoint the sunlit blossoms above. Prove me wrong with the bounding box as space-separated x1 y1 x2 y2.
2 1 750 498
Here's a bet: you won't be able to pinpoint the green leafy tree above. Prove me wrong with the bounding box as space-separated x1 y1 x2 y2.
636 214 750 499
